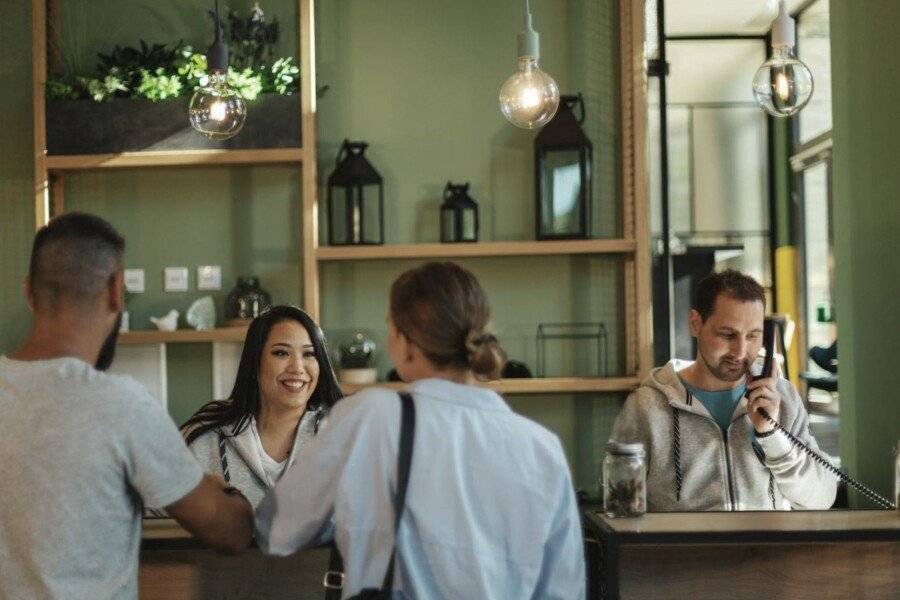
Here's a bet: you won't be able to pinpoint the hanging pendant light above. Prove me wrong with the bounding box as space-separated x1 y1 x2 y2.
189 0 247 139
752 0 814 118
499 0 560 129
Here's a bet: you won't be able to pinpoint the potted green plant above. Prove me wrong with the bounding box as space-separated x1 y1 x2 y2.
45 4 304 154
338 332 378 385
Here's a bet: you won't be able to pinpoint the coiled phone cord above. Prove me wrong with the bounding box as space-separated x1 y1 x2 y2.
757 408 896 510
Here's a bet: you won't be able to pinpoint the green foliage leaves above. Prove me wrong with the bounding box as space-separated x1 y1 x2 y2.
46 5 299 103
136 68 183 101
226 67 263 101
269 58 299 95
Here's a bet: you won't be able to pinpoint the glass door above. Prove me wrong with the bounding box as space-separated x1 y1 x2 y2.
792 141 835 406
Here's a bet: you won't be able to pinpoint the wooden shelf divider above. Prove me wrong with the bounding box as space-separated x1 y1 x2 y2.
118 327 248 345
339 376 640 395
317 238 637 261
45 148 304 171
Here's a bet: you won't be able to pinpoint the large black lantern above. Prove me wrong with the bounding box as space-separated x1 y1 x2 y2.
534 93 592 239
326 139 384 245
440 182 479 243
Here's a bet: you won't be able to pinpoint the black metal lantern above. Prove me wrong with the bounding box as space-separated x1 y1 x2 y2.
326 139 384 245
440 182 479 243
534 93 592 239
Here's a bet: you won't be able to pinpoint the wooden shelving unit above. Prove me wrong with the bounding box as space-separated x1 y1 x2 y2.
118 327 248 345
317 238 637 261
33 0 650 397
340 376 641 396
44 148 304 171
31 0 318 411
32 0 316 227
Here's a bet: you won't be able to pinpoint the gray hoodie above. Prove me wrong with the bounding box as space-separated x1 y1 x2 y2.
188 410 320 507
611 360 837 511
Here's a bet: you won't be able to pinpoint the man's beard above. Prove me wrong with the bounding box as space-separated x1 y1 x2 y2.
95 313 123 371
699 348 751 383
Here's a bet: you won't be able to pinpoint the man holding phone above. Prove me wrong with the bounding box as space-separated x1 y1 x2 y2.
611 269 837 511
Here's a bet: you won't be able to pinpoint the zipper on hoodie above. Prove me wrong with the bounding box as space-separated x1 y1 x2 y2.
721 427 736 511
683 390 738 511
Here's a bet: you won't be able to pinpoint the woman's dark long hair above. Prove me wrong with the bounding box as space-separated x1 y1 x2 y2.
182 305 343 445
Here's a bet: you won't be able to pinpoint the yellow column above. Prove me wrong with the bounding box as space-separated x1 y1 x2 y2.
775 246 801 389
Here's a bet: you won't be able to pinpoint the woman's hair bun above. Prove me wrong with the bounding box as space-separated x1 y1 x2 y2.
389 262 507 379
465 329 505 380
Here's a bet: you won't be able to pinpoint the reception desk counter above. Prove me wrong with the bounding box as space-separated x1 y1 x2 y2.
583 509 900 600
141 519 331 599
143 511 899 599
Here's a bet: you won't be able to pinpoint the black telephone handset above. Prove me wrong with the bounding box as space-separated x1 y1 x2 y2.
753 318 776 382
752 317 895 509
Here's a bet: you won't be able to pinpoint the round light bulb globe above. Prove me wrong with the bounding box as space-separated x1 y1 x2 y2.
752 49 814 118
499 58 560 129
189 72 247 140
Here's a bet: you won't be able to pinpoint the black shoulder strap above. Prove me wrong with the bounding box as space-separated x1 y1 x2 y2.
380 391 416 591
325 392 416 599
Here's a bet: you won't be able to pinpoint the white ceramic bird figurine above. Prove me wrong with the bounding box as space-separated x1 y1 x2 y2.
150 309 179 332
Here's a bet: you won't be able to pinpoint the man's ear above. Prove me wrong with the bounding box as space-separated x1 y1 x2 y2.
23 277 35 312
107 270 125 314
688 309 703 338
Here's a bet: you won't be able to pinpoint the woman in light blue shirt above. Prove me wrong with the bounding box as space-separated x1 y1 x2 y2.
255 262 586 599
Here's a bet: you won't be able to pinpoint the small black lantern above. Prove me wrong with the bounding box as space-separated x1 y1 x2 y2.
326 139 384 245
534 93 593 239
440 182 479 243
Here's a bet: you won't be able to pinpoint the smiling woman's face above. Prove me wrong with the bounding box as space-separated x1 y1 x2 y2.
257 319 320 414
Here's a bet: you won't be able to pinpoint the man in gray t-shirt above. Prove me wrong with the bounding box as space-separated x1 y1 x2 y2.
0 213 254 599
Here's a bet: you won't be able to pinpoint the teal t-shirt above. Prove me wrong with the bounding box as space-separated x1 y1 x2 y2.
681 379 747 432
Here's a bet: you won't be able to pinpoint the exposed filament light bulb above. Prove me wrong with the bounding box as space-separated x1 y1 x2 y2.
752 0 814 118
499 0 560 129
188 0 247 139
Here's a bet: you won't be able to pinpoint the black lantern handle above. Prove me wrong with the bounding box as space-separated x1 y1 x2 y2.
335 139 369 166
444 182 470 201
574 93 586 124
560 94 586 124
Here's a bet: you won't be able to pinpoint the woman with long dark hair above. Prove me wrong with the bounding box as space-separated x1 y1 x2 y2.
182 305 342 507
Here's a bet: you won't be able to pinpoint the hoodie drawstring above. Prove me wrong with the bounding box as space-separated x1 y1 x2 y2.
217 431 231 483
768 473 777 509
672 403 683 502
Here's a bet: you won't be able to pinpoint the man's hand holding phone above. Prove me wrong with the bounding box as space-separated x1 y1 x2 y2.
746 374 780 434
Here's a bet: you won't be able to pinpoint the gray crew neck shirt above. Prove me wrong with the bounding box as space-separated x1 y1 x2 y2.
0 356 203 600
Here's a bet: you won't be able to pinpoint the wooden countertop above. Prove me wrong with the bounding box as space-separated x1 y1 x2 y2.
585 509 900 544
142 518 203 550
142 518 192 539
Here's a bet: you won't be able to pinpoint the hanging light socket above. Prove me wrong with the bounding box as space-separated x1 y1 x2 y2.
188 0 247 140
206 5 228 74
499 0 560 129
752 0 814 118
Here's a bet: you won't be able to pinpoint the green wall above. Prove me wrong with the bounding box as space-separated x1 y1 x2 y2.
830 0 900 503
0 0 34 352
316 0 624 490
0 0 623 492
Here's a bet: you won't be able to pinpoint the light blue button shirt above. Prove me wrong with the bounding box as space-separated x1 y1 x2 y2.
255 378 586 599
